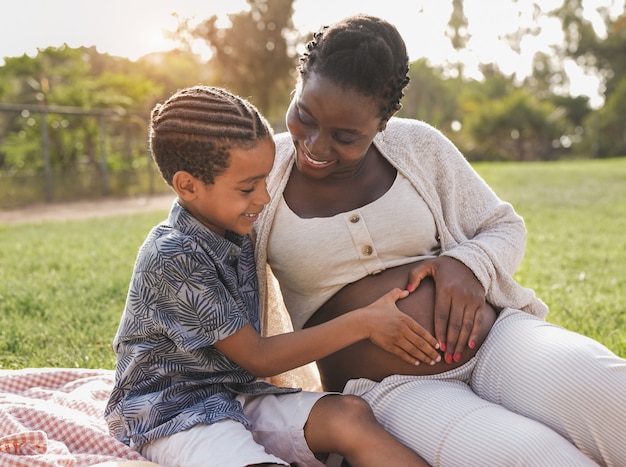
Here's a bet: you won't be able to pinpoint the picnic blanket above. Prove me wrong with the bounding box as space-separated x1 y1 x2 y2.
0 368 151 467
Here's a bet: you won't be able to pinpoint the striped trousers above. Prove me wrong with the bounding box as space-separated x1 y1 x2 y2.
344 308 626 466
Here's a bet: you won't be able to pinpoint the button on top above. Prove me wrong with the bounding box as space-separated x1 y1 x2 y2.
349 214 360 223
362 245 373 256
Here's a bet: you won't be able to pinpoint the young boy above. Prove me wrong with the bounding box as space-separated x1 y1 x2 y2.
105 86 437 467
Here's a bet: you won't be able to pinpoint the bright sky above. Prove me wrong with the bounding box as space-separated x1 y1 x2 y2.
0 0 622 106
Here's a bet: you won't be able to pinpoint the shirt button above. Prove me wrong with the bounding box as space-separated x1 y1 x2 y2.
350 214 360 223
362 245 373 256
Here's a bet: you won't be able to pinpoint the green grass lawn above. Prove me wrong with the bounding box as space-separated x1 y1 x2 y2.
0 158 624 369
477 158 626 355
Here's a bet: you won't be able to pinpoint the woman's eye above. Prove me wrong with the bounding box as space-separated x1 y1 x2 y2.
297 107 316 125
241 187 254 194
335 133 359 145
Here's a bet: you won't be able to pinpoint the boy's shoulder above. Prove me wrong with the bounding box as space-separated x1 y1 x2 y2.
136 224 210 266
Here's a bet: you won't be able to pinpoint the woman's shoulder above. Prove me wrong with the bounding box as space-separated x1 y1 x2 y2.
382 117 456 157
274 131 294 153
386 117 446 140
271 131 296 170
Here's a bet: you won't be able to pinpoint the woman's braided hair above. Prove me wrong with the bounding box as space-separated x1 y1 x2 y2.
149 85 273 187
298 14 410 119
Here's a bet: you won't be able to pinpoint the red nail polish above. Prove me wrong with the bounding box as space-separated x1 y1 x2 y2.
406 283 414 292
469 340 476 349
440 342 446 352
445 354 453 364
454 352 461 362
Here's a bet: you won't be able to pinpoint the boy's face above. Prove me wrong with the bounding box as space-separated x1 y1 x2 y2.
187 138 275 236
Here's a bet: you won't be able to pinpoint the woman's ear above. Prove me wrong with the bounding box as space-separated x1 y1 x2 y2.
378 108 399 133
172 171 200 201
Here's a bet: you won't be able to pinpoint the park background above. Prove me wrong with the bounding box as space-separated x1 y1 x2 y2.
0 0 624 369
0 0 625 208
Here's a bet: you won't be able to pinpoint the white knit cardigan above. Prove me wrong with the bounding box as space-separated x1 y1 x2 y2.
254 117 548 390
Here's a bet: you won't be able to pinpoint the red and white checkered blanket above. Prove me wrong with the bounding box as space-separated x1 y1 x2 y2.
0 368 148 467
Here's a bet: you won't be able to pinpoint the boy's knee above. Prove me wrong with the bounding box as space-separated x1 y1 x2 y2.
331 394 375 422
309 394 376 435
304 394 375 454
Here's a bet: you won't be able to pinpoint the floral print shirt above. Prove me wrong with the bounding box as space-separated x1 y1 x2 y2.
105 201 297 448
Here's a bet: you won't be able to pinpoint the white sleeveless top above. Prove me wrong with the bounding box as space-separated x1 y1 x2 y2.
267 173 441 330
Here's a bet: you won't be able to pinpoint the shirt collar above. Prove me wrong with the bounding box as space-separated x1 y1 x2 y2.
167 200 246 264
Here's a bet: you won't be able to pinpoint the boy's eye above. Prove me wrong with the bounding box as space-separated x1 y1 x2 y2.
241 187 254 194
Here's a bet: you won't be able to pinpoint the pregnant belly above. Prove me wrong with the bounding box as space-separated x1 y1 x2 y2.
303 262 497 391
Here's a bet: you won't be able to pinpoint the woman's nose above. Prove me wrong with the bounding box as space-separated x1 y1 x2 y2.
306 131 329 157
256 181 270 205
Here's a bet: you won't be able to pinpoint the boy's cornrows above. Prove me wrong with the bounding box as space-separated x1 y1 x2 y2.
298 15 410 119
149 86 272 187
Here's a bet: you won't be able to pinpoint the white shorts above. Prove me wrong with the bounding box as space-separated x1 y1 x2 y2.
139 391 328 467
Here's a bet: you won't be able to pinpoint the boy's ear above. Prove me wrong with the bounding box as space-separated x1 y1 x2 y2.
172 171 200 201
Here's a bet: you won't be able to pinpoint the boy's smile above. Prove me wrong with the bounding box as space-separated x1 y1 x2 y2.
177 138 275 237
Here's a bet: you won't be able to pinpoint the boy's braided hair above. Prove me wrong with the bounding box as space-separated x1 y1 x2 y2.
298 14 410 119
149 86 273 187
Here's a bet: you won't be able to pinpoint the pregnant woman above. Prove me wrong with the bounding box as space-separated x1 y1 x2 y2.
255 14 626 466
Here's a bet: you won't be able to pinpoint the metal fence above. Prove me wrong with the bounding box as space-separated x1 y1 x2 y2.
0 103 166 209
0 167 171 210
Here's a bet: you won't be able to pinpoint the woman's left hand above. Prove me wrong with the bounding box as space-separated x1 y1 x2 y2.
406 257 486 363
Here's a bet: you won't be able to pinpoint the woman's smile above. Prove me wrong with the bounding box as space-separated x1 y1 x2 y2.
300 142 335 168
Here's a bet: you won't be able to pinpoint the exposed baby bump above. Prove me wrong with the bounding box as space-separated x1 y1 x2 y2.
304 262 497 391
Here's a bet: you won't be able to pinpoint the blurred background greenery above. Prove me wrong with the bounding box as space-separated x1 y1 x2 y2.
1 0 625 208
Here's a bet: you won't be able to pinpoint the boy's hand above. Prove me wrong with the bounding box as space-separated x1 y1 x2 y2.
362 288 441 366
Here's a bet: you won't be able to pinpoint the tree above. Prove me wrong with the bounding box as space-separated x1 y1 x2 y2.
464 89 567 161
553 0 626 156
0 46 162 174
185 0 299 124
445 0 470 79
399 59 458 130
587 77 626 157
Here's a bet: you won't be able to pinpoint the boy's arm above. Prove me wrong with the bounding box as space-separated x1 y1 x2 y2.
214 288 440 378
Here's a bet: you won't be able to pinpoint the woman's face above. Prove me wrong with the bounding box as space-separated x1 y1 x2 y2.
286 73 384 180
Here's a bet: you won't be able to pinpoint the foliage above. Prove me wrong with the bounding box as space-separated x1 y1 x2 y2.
184 0 300 124
398 59 458 130
445 0 470 78
552 0 626 157
0 45 163 176
0 0 625 187
1 160 624 368
464 89 567 161
588 76 626 157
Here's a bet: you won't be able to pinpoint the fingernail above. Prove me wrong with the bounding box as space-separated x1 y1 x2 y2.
406 283 414 292
469 340 476 349
454 352 461 362
445 354 453 364
414 360 420 366
440 342 447 352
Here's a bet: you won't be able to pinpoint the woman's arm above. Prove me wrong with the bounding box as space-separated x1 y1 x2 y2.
384 119 537 360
